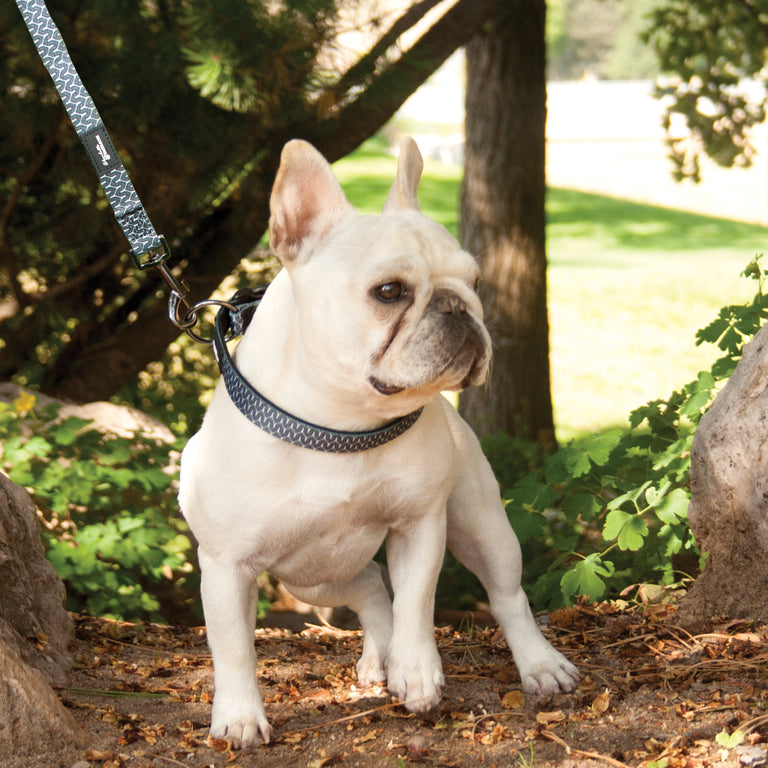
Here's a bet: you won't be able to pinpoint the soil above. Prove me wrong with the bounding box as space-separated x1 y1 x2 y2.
15 600 768 768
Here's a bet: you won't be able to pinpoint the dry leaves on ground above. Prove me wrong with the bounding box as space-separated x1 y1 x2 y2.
20 600 768 768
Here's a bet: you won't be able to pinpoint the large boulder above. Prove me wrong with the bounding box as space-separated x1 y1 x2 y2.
0 472 89 755
677 322 768 624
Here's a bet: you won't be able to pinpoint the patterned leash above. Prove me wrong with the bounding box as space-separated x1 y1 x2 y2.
16 0 167 270
14 0 225 342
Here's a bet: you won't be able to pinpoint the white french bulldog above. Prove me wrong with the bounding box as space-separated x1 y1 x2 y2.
179 138 578 748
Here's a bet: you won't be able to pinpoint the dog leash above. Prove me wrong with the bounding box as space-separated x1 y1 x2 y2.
213 289 424 453
15 0 167 271
14 0 228 343
16 0 423 452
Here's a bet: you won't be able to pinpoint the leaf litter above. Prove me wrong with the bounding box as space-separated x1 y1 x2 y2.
19 599 768 768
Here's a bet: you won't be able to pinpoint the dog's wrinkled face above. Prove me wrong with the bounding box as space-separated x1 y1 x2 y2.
268 139 492 416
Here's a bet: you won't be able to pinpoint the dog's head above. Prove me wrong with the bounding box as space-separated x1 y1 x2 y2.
268 138 491 417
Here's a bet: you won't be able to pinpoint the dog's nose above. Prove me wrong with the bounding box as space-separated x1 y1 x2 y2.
432 290 467 316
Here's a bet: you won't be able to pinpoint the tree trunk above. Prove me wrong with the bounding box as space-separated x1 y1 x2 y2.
459 0 556 448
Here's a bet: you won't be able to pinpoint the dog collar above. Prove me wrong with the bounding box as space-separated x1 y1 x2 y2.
212 287 423 453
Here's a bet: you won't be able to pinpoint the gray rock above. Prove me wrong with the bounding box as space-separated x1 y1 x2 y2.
678 322 768 623
0 472 74 686
0 473 90 756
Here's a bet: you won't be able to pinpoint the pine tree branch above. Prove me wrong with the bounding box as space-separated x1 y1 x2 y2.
303 0 499 162
329 0 445 97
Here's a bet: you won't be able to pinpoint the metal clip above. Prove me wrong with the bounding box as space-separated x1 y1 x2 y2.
131 235 171 271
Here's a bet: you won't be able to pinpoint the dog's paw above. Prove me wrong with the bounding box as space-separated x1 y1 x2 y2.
356 652 386 688
210 702 272 749
519 648 579 696
386 642 444 712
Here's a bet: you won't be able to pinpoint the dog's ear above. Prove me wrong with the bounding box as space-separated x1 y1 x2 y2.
269 140 355 266
383 137 423 213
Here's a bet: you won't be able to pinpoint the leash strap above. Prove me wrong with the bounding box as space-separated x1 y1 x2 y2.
15 0 169 270
213 289 423 454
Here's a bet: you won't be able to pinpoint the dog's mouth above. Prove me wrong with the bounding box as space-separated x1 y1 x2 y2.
369 377 405 396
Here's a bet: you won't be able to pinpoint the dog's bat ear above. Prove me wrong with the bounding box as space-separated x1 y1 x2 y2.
383 137 423 213
269 140 355 266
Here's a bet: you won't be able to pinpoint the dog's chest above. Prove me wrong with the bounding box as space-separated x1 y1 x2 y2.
250 460 439 584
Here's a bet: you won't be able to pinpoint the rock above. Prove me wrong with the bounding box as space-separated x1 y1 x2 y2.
0 636 89 757
0 382 175 443
0 472 74 687
677 322 768 624
0 473 90 757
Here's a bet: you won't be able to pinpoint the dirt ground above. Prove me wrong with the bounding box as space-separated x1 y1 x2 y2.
17 599 768 768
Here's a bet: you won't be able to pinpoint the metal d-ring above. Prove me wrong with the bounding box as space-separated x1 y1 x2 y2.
179 297 239 344
156 262 238 344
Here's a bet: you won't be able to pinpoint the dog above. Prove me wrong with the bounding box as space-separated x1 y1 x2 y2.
178 137 579 748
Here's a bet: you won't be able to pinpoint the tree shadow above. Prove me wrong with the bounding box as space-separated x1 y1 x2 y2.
547 187 768 266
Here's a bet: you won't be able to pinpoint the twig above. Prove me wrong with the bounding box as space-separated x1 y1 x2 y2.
65 687 166 699
740 712 768 734
303 615 359 637
279 700 407 739
155 757 190 768
540 729 630 768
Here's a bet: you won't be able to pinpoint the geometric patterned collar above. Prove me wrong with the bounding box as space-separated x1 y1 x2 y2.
212 287 422 453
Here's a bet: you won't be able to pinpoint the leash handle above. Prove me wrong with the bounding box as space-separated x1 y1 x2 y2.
15 0 168 270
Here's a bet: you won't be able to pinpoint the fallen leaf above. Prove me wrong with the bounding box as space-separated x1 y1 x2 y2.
591 690 611 716
353 728 381 745
536 710 565 725
501 690 525 710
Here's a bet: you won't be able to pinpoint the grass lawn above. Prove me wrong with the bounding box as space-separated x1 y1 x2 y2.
333 146 768 439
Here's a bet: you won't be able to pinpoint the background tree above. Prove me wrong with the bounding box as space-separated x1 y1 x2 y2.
644 0 768 182
0 0 497 403
459 0 555 447
546 0 659 81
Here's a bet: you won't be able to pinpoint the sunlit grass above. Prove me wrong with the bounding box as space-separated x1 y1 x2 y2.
333 146 768 439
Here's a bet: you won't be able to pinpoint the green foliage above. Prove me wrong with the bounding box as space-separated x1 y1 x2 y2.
644 0 768 180
0 392 198 622
715 728 745 751
491 257 768 609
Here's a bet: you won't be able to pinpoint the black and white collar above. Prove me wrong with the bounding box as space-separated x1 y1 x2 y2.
212 287 422 453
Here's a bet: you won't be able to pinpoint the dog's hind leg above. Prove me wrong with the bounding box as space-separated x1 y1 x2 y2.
283 561 393 687
444 409 579 695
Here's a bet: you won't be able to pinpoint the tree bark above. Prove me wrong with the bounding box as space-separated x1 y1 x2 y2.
459 0 556 448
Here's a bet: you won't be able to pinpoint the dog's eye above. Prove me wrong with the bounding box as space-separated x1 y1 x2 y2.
374 282 405 303
473 278 481 293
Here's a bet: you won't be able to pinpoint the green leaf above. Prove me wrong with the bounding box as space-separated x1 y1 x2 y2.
696 315 729 345
52 416 92 446
715 729 745 749
604 508 648 550
506 480 557 513
561 554 612 601
560 492 602 521
508 508 547 546
654 488 690 524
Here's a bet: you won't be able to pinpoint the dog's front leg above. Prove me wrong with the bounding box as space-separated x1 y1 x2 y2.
385 512 446 712
199 551 271 748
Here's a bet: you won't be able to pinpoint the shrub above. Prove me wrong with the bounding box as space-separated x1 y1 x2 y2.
502 256 768 609
0 394 199 622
